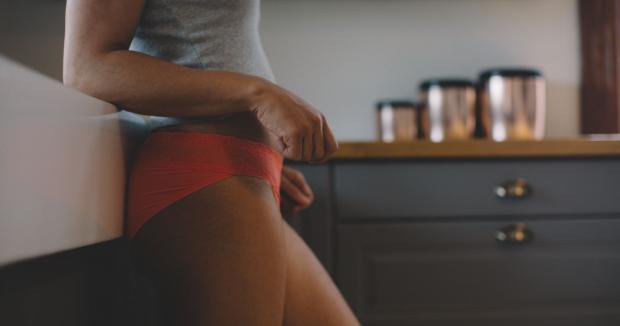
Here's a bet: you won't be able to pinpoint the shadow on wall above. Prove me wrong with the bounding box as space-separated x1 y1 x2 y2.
0 0 66 81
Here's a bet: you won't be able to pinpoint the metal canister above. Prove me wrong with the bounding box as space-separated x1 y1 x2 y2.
376 100 419 143
419 79 476 142
478 68 546 141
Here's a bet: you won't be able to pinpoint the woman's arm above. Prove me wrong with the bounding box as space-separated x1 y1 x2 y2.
64 0 262 117
64 0 337 161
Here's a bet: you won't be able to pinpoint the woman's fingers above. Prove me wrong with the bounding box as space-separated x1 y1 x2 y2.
281 174 312 207
322 115 338 156
280 115 336 162
302 129 314 162
281 167 314 210
282 132 303 161
312 114 326 162
287 168 313 199
313 115 338 164
251 82 336 162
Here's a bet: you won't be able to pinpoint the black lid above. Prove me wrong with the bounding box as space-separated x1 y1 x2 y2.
375 100 418 110
419 79 475 91
479 68 543 81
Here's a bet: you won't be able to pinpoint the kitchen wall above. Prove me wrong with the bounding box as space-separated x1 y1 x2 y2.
0 0 580 141
0 0 66 82
261 0 581 140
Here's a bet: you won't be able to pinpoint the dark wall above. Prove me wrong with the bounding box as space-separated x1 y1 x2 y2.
0 0 66 80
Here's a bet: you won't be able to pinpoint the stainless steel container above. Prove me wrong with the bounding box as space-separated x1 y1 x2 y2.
419 79 476 142
479 68 546 141
376 100 419 142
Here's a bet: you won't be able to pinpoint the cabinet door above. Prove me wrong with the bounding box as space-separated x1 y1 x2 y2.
334 159 620 219
337 218 620 326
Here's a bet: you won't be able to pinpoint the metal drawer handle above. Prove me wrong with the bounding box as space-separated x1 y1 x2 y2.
495 178 532 199
496 223 534 245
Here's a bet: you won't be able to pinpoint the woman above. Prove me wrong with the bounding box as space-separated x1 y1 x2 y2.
64 0 360 325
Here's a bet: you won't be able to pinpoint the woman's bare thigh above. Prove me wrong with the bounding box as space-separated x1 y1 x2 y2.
131 175 287 326
282 223 360 326
133 111 358 325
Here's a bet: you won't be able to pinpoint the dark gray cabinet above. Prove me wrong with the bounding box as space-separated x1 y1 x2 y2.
338 219 620 325
334 159 620 219
292 157 620 325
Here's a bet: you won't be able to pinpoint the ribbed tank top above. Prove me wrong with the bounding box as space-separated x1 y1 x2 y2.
129 0 274 129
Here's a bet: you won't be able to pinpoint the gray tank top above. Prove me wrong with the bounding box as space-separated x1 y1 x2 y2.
129 0 274 129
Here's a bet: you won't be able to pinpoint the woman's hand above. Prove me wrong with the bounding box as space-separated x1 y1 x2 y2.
280 166 314 218
250 80 338 162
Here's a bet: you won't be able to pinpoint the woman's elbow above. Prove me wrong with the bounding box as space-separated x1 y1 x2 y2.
63 61 115 103
63 66 82 90
63 62 95 95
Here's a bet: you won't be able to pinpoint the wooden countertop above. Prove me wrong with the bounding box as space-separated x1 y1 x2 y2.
333 138 620 160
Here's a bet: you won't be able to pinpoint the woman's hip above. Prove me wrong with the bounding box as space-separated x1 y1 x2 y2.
126 118 284 239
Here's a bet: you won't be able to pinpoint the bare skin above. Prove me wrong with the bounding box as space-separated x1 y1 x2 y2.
64 0 337 162
132 176 358 326
64 0 359 324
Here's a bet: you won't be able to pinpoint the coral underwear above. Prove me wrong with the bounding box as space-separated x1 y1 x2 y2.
126 131 283 239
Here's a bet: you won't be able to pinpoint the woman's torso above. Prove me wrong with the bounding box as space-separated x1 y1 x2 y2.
129 0 275 142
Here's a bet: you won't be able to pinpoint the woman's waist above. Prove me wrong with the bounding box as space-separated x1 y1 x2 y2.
149 112 281 154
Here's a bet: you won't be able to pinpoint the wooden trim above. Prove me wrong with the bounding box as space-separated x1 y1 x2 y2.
579 0 620 133
332 139 620 160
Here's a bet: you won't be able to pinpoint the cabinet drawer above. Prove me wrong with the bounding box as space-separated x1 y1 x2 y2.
334 159 620 219
337 219 620 325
